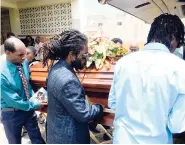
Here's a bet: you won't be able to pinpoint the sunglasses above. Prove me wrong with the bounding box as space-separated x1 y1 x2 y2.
81 52 89 59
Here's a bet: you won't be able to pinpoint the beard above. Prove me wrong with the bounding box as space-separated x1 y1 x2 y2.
71 58 86 71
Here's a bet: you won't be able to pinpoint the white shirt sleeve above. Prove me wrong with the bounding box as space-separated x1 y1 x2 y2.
168 66 185 133
108 61 120 110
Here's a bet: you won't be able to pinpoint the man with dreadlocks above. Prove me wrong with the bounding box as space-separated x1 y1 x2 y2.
108 14 185 144
43 29 103 144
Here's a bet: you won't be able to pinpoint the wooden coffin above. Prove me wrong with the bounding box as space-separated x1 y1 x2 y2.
30 62 115 126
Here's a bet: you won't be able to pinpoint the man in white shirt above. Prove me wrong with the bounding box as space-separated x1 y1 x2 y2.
174 46 183 59
109 14 185 143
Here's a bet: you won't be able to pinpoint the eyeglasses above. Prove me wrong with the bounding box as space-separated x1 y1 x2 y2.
81 52 89 59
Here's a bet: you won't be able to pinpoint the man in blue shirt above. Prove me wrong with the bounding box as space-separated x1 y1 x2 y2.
109 14 185 143
0 37 45 144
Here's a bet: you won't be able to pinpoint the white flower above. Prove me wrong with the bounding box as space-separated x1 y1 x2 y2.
88 47 96 55
86 60 92 67
86 57 94 67
106 50 116 57
95 59 102 68
95 45 104 54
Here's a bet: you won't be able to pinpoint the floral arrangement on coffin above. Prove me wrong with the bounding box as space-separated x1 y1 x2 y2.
86 37 128 69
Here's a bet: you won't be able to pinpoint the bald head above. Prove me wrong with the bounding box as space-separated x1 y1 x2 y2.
5 37 27 64
4 37 25 52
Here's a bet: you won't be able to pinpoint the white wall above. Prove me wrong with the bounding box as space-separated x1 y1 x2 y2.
71 0 87 32
82 0 151 43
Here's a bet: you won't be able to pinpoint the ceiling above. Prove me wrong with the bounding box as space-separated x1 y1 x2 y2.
7 0 29 2
103 0 185 23
15 0 29 1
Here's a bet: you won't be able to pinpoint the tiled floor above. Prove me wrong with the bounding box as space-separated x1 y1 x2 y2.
0 122 9 144
0 120 112 144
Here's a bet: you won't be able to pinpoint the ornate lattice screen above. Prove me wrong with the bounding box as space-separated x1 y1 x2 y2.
19 3 72 35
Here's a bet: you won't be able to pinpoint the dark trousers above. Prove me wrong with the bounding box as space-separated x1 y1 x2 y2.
173 133 185 144
1 110 45 144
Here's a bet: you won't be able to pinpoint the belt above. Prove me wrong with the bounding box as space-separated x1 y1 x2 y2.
1 108 19 112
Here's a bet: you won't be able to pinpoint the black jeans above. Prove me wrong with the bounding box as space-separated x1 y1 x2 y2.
1 110 45 144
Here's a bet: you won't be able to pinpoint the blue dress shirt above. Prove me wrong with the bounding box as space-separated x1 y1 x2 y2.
0 54 40 111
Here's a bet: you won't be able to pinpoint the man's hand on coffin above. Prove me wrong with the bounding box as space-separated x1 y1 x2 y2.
40 101 48 106
34 100 47 109
88 104 104 129
93 104 104 122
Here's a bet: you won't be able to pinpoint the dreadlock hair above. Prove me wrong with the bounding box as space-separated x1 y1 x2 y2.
147 13 185 49
42 29 88 69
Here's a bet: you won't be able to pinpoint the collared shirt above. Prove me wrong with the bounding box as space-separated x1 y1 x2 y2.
174 46 183 59
0 54 40 111
108 43 185 144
